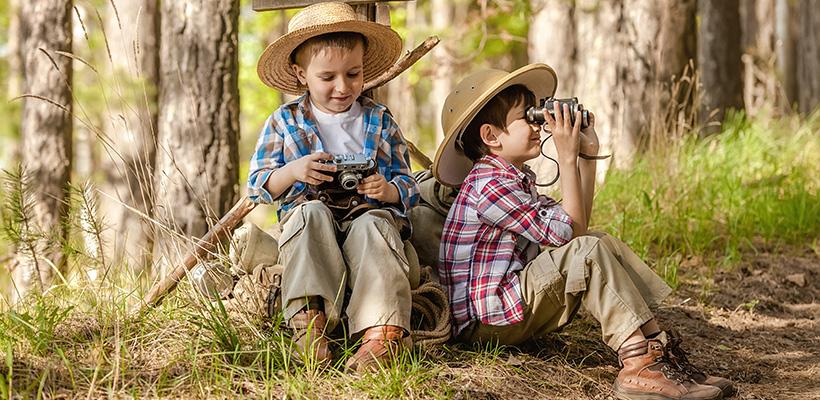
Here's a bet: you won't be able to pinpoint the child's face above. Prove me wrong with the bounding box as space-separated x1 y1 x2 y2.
492 102 543 167
292 43 365 114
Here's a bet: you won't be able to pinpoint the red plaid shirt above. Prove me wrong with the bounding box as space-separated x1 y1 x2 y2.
439 154 574 335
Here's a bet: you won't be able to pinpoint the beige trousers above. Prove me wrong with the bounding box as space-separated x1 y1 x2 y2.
459 232 672 350
278 201 412 335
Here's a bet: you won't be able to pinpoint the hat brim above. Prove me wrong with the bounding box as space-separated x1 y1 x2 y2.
433 64 558 187
257 20 402 95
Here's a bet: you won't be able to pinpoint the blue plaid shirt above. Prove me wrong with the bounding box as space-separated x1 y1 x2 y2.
248 94 419 220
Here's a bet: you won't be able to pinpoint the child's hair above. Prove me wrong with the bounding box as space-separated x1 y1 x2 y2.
458 84 536 161
291 31 368 67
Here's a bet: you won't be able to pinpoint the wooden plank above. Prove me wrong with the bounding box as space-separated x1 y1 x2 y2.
253 0 410 12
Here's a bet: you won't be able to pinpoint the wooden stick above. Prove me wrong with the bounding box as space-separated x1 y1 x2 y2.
365 36 439 92
138 197 257 311
139 37 440 311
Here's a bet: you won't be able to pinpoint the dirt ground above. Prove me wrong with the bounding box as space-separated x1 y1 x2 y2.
439 245 819 400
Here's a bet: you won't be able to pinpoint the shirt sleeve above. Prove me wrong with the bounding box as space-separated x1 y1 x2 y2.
383 113 419 214
247 114 286 204
474 173 573 246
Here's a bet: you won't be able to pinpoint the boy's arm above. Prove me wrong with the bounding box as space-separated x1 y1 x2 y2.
383 115 420 213
578 114 600 225
548 104 588 237
248 115 287 204
474 173 573 246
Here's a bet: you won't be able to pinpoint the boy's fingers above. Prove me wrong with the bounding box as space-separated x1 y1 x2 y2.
553 102 563 126
573 110 582 133
309 170 333 182
310 152 334 161
312 161 336 172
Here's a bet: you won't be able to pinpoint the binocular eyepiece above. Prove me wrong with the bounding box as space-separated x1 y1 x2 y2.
525 97 590 129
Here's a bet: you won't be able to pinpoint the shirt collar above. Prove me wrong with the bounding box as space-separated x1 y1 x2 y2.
477 153 534 182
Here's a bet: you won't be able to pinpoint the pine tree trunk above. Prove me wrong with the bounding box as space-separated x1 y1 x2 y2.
153 0 240 277
13 0 73 302
796 0 820 114
98 0 159 275
698 0 743 133
528 0 576 96
430 0 452 146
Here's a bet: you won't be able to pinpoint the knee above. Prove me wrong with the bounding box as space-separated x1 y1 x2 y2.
300 201 334 227
349 211 393 236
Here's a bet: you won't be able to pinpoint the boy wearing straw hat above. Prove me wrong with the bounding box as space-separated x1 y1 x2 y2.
247 2 419 372
434 64 735 399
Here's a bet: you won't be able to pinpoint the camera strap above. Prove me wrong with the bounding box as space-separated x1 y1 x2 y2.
534 135 611 187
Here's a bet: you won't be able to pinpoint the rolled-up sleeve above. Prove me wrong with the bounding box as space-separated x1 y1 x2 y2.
247 115 285 204
383 114 419 214
474 174 573 246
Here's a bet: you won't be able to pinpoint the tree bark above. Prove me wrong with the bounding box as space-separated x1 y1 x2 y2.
698 0 743 133
13 0 73 302
98 0 159 275
430 0 452 146
796 0 820 114
153 0 240 277
528 0 576 96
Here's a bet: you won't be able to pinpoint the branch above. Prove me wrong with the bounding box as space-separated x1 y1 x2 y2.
137 197 257 312
364 35 440 91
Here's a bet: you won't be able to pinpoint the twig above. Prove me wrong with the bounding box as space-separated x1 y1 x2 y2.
364 35 439 92
138 197 257 312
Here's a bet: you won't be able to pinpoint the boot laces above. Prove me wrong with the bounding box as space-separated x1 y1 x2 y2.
668 336 706 378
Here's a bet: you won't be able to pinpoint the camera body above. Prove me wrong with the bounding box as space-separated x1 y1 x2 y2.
316 153 377 191
525 97 590 129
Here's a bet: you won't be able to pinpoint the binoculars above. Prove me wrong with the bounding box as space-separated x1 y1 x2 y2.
525 97 590 129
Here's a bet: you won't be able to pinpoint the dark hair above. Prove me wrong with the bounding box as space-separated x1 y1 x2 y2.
291 32 368 67
459 84 536 161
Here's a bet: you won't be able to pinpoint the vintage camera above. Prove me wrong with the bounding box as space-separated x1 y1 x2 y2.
525 97 590 129
318 153 377 190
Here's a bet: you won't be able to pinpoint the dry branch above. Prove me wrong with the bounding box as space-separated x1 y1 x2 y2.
139 37 440 311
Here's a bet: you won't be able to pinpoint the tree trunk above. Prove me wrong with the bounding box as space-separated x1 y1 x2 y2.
153 0 240 277
98 0 159 275
698 0 743 133
13 0 73 302
796 0 820 114
387 1 419 149
430 0 452 146
528 0 576 96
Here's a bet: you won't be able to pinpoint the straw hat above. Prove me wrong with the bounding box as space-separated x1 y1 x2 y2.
257 2 403 95
432 64 558 187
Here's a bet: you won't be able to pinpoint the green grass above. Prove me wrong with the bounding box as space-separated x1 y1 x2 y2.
0 113 817 397
593 111 819 287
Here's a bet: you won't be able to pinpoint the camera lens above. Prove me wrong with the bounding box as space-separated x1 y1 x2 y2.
339 171 359 190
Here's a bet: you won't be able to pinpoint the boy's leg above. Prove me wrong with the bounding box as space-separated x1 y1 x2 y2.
341 209 413 371
279 201 347 330
585 231 672 310
341 209 412 334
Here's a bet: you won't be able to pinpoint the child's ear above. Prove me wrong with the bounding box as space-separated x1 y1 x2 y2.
480 124 501 149
291 64 307 85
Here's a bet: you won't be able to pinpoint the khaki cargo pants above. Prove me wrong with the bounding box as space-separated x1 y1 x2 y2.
459 232 672 351
278 200 412 335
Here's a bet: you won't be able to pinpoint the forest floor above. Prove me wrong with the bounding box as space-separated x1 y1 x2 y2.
441 244 819 400
1 245 816 399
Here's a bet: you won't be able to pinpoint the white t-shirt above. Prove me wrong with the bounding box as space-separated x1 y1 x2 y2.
310 99 365 154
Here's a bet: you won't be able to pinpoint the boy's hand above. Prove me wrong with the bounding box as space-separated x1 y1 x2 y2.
544 102 581 164
287 152 337 185
357 174 400 204
579 112 600 156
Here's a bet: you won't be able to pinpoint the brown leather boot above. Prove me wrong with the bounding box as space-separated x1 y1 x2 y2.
666 330 736 398
345 325 407 373
613 332 723 400
289 308 332 365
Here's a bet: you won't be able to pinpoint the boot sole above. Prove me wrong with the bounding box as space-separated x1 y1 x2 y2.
612 381 723 400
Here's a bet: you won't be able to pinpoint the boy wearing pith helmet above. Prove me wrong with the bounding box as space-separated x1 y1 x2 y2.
248 2 419 372
434 64 735 399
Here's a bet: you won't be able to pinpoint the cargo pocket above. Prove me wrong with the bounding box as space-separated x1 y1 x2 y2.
277 208 307 264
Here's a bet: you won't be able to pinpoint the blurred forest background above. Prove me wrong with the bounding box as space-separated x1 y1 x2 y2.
0 1 818 398
0 0 817 301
